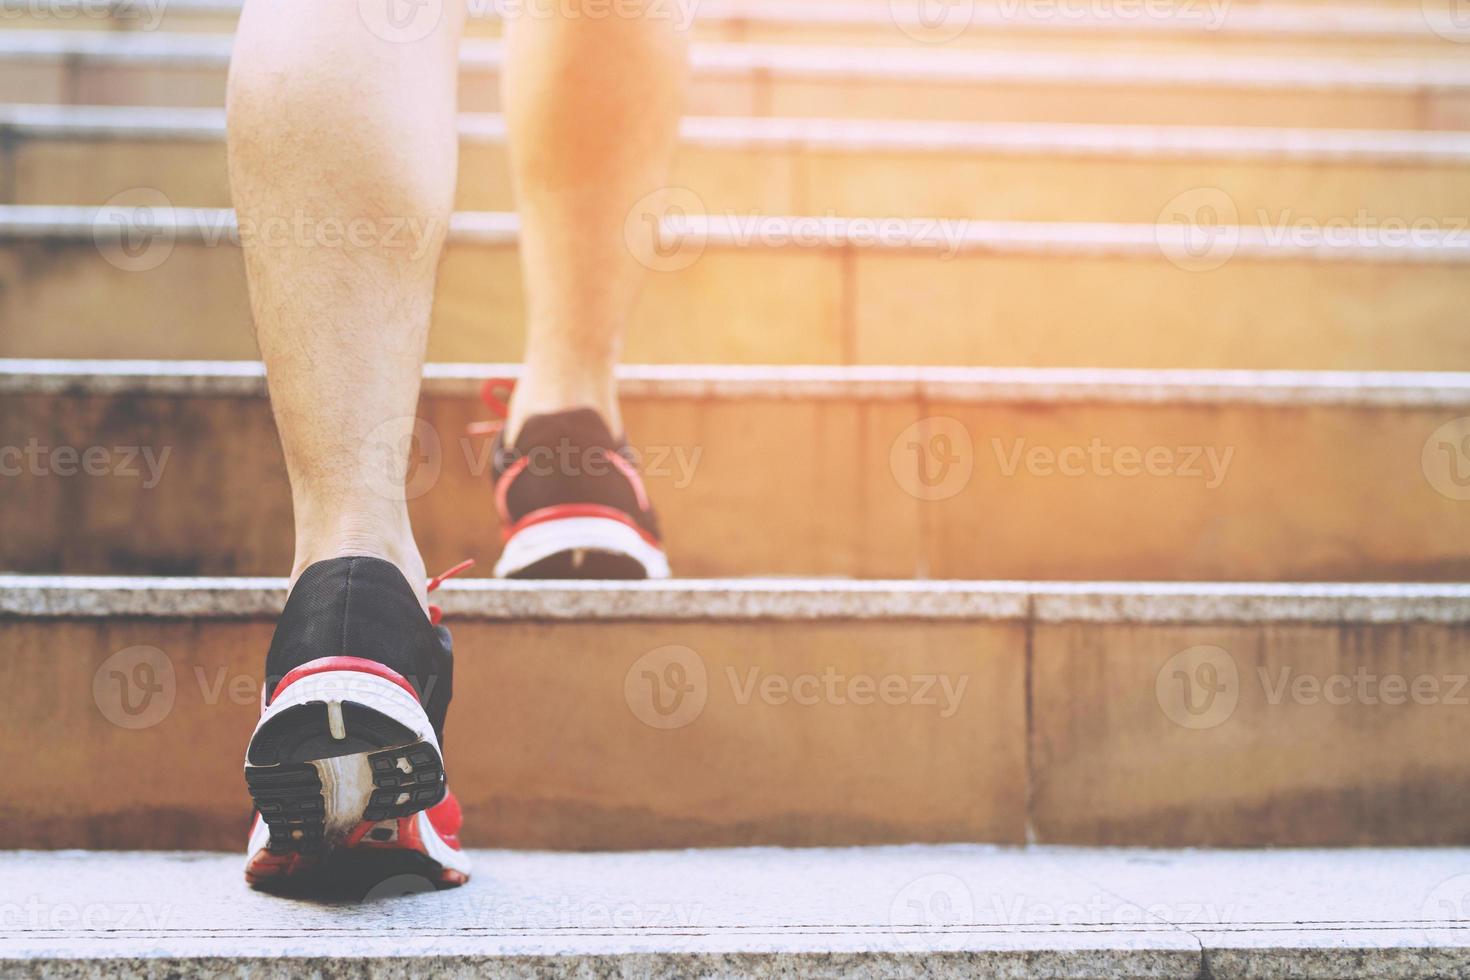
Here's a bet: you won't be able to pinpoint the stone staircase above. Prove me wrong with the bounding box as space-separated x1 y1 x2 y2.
2 0 1470 972
7 845 1470 977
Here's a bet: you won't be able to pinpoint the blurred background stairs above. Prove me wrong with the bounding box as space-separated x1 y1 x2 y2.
1 0 1469 862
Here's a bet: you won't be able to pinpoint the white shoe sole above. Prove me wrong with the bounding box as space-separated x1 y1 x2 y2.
494 515 671 579
243 667 446 855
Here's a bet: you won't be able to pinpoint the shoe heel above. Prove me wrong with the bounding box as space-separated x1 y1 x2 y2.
244 662 445 851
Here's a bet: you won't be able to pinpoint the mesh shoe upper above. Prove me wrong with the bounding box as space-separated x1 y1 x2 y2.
491 407 661 543
264 556 455 745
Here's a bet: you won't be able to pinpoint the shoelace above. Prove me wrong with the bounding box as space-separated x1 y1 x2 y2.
465 377 516 440
427 558 476 626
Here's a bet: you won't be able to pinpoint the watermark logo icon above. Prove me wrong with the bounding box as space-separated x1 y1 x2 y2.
93 646 176 730
891 0 976 42
890 417 974 501
624 645 708 730
624 187 707 272
1422 873 1470 944
889 873 975 951
1156 187 1240 272
1423 417 1470 501
93 188 175 273
1423 0 1470 42
359 0 444 42
362 873 439 903
1156 645 1238 730
358 416 442 502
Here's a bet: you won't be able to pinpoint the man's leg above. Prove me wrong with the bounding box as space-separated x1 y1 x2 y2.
488 1 689 579
228 0 465 609
500 2 690 442
228 0 471 888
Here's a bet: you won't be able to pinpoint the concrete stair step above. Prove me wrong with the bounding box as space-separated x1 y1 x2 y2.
3 206 1469 368
3 33 1468 128
8 105 1470 226
4 575 1470 849
5 845 1470 977
7 0 1466 58
4 359 1470 581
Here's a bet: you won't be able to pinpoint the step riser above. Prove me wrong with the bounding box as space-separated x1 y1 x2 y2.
7 602 1470 849
1 60 1464 129
1031 620 1470 846
1 615 1028 849
4 388 1468 581
4 239 1468 369
10 136 1470 228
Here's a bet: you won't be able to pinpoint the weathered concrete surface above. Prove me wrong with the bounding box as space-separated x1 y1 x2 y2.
3 846 1470 977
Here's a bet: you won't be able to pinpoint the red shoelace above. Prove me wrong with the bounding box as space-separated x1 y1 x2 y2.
426 558 476 626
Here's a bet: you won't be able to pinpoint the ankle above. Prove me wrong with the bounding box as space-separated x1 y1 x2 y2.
505 369 621 445
290 523 428 610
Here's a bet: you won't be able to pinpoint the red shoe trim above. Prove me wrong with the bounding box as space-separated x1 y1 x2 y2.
246 807 466 884
494 446 653 525
605 451 652 513
269 656 420 704
494 455 532 526
505 503 662 548
245 848 321 884
427 790 464 846
244 815 323 883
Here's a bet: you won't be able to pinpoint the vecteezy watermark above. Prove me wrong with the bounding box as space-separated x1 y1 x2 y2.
1258 666 1470 707
0 439 171 489
625 187 708 272
1422 874 1470 945
1157 645 1470 730
359 416 443 503
890 417 975 501
702 214 969 258
93 646 177 730
451 893 704 931
995 0 1230 26
0 0 168 30
92 190 444 273
475 439 702 489
1156 645 1240 730
625 645 709 730
358 0 445 42
93 188 177 273
624 646 971 731
92 649 456 731
625 187 972 272
355 415 703 502
0 896 173 930
1423 416 1470 501
888 0 1230 44
888 874 976 951
992 437 1234 489
975 892 1237 929
886 872 1241 949
355 880 704 950
889 0 976 42
889 418 1234 500
1155 187 1240 272
1156 187 1470 272
727 666 970 718
487 0 701 30
1422 0 1470 43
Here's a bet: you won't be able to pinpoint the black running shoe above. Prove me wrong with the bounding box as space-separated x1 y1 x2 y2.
478 385 669 579
243 556 472 889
